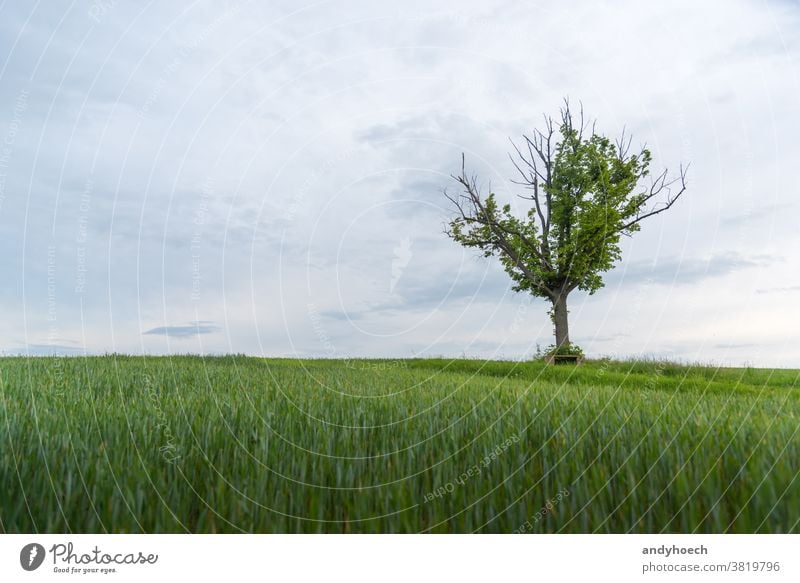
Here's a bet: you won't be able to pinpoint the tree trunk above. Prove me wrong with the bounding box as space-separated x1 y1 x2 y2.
552 292 570 348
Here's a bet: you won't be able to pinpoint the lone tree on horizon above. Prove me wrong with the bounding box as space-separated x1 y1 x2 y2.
444 100 688 354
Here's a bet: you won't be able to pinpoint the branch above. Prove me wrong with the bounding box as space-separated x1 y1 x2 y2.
615 127 633 161
445 155 554 296
508 140 547 237
452 171 542 258
511 121 555 240
618 163 689 233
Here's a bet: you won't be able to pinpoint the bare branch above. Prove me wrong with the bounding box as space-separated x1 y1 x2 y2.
513 120 556 240
445 154 555 295
618 163 690 233
615 126 633 160
508 140 548 236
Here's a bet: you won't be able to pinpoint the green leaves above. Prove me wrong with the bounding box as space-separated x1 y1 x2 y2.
543 342 585 357
546 129 643 294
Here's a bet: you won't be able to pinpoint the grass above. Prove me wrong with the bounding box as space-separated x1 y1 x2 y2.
1 355 798 533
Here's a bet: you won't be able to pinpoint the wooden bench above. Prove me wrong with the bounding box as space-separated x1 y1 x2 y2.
544 354 585 365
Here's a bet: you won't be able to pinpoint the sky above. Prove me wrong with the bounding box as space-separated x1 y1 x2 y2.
0 0 798 366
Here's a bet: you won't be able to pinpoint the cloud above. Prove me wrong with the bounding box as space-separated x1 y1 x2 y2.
712 341 760 349
142 322 221 338
5 343 86 356
756 285 800 295
319 310 364 321
609 253 774 286
722 203 794 226
574 333 631 344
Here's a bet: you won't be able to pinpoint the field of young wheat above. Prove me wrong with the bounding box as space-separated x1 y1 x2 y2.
1 356 798 533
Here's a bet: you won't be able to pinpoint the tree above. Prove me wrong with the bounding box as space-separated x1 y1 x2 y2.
444 100 688 354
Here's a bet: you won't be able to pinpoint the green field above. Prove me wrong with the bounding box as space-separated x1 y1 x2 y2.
1 356 798 533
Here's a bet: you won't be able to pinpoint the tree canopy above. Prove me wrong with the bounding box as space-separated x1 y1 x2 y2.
445 101 688 351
